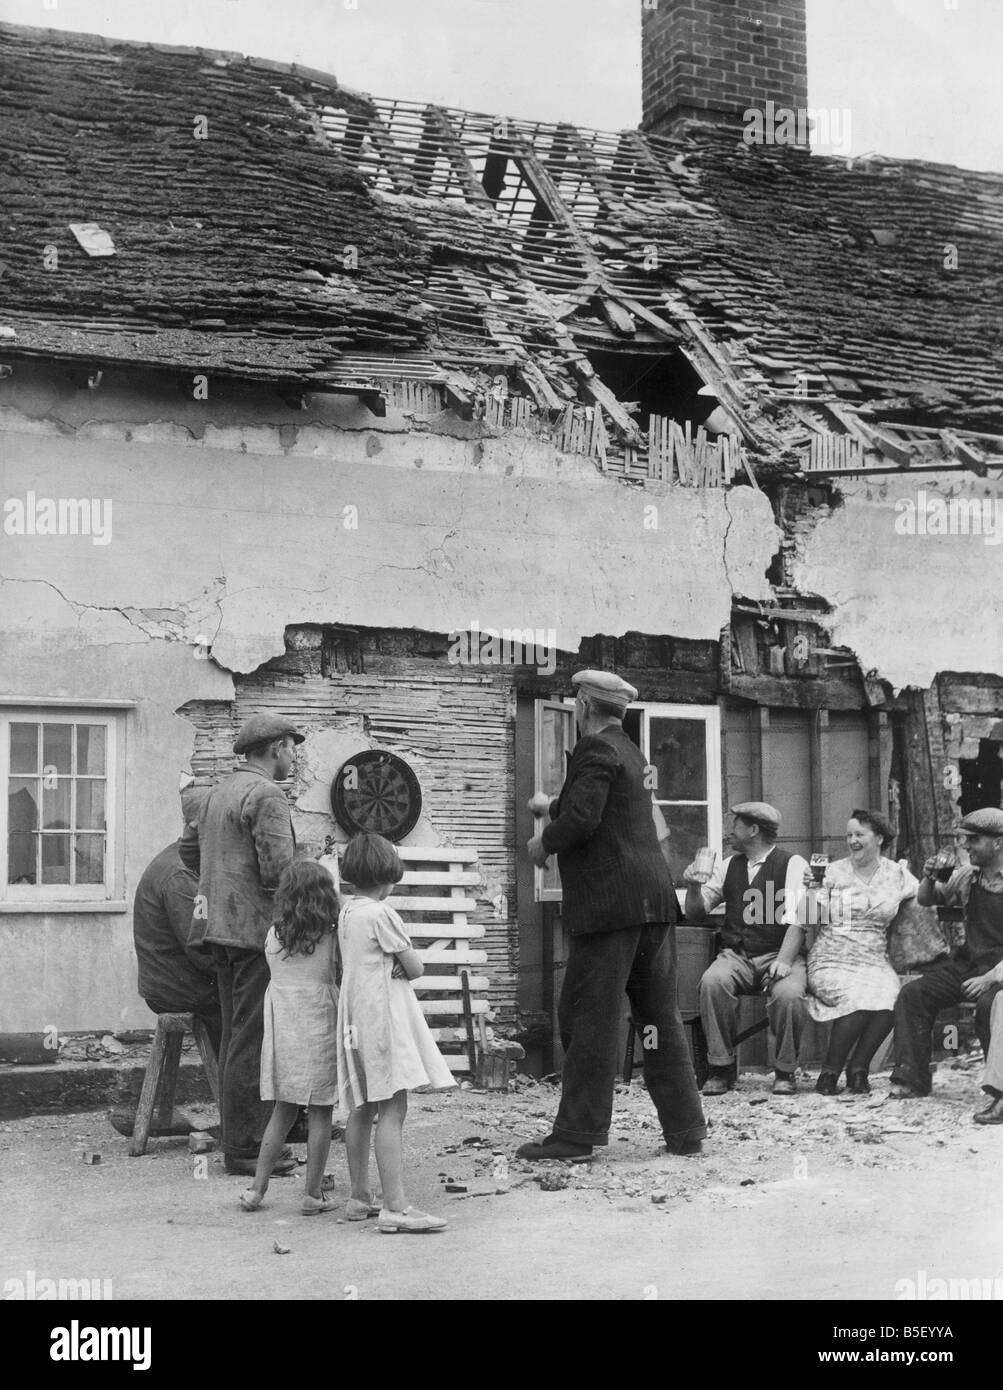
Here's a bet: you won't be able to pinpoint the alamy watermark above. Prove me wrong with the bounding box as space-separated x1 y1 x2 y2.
895 1270 1003 1300
4 1270 113 1300
743 100 852 158
894 490 1002 546
2 492 113 545
448 621 557 676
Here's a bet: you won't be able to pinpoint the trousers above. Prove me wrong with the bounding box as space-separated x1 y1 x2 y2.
891 957 1002 1096
984 991 1003 1096
699 949 807 1071
552 922 706 1149
210 944 272 1158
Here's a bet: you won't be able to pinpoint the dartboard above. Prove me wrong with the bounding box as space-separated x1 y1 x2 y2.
330 751 422 842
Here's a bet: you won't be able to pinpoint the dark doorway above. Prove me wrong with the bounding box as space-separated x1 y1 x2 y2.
960 738 1003 815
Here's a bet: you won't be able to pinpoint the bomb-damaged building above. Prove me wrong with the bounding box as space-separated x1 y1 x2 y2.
1 2 1001 1075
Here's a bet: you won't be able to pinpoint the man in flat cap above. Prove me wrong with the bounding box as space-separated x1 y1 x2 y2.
193 715 303 1173
683 802 810 1095
891 806 1003 1119
517 670 706 1162
109 789 220 1139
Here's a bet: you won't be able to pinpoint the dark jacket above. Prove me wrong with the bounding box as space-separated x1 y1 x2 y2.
134 843 217 1009
541 725 677 935
194 766 296 951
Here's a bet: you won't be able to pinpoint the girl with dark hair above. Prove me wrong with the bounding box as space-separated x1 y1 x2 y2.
337 833 454 1233
806 809 919 1095
239 859 341 1216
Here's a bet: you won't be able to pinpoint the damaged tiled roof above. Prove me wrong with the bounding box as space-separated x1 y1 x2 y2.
2 21 1002 436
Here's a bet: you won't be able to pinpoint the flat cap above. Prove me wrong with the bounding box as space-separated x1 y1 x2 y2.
180 783 210 828
731 800 782 829
233 714 305 755
572 668 638 710
959 807 1003 837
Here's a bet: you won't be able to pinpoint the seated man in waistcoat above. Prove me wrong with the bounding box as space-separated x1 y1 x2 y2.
890 807 1003 1115
683 802 810 1096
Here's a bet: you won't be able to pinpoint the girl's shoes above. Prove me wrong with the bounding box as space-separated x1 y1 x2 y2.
814 1071 840 1096
845 1070 871 1095
377 1206 447 1234
239 1189 264 1212
302 1193 337 1216
345 1192 382 1222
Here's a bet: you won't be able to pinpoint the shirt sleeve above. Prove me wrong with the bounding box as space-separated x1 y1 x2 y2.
698 855 728 915
244 784 295 891
782 855 810 928
371 904 413 955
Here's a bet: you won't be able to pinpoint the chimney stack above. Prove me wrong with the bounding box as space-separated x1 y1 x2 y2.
642 0 808 137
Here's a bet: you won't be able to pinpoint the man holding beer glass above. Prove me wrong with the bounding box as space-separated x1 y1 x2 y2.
682 803 809 1096
889 807 1003 1119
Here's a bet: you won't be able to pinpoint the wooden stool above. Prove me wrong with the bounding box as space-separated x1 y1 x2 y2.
129 1013 219 1157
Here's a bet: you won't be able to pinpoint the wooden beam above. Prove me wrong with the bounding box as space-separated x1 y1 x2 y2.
547 124 622 206
611 130 683 200
420 106 494 205
504 131 640 339
345 108 419 193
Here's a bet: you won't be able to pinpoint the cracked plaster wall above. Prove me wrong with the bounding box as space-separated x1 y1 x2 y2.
791 473 1003 692
0 380 778 1030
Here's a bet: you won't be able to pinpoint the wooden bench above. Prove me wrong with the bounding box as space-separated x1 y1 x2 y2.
389 846 488 1076
128 1012 219 1156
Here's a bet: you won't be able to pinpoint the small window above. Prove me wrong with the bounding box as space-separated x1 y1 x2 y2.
1 710 122 903
533 699 576 902
533 697 722 897
642 703 723 884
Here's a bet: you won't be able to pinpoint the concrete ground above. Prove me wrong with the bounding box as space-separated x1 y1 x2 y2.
3 1062 1002 1302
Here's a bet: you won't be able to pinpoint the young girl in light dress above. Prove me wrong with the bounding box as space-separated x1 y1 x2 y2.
239 860 340 1216
337 833 455 1234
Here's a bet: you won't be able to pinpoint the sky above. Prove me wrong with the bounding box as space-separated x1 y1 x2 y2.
1 0 1000 170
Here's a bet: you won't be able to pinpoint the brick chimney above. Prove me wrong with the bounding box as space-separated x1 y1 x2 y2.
642 0 808 136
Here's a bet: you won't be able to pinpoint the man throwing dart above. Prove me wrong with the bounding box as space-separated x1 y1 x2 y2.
518 670 706 1162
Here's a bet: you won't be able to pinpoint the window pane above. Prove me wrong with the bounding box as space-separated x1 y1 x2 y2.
10 723 39 774
8 778 38 883
540 707 572 796
76 780 106 831
649 718 707 800
42 724 72 776
41 835 71 884
77 725 107 776
658 804 709 884
42 779 71 830
75 835 106 885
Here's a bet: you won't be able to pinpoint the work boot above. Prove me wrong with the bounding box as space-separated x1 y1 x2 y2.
973 1094 1003 1125
108 1108 200 1138
515 1134 593 1162
224 1145 297 1177
772 1070 797 1096
701 1065 736 1096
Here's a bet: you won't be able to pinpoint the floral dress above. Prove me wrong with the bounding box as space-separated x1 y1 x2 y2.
260 926 339 1105
807 857 919 1022
336 896 457 1113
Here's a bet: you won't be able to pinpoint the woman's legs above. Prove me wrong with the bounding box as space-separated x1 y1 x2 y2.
374 1091 408 1213
846 1010 894 1075
821 1012 868 1075
304 1104 334 1201
249 1101 298 1196
346 1103 378 1202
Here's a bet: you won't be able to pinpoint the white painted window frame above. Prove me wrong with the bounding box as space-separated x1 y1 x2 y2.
532 698 722 903
0 705 127 908
641 702 724 864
